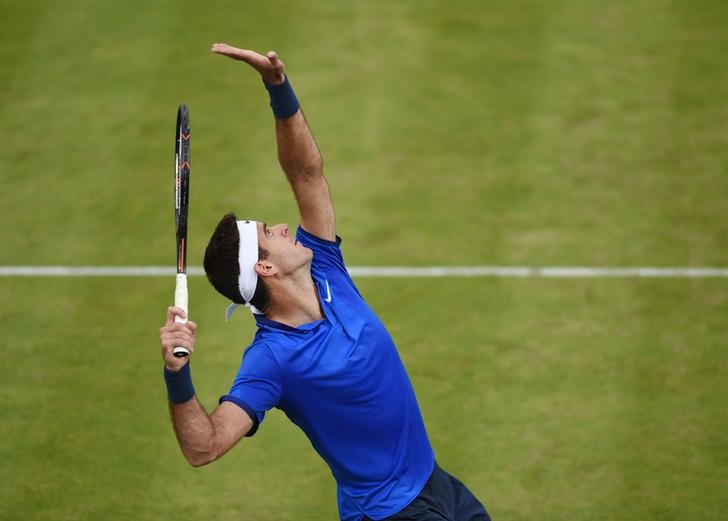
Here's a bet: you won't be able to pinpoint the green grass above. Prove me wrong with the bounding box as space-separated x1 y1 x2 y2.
1 277 726 520
1 0 727 519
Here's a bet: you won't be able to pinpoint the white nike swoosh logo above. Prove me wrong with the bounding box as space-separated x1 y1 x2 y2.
323 279 332 303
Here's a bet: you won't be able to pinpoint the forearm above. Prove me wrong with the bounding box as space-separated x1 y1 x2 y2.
265 74 323 181
275 111 323 181
168 398 218 467
164 363 218 466
160 309 250 466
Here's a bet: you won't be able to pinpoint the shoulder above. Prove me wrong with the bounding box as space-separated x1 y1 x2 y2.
240 341 280 373
296 224 364 299
296 224 348 271
296 225 343 252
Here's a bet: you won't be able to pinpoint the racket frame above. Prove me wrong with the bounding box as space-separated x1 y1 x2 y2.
173 104 191 358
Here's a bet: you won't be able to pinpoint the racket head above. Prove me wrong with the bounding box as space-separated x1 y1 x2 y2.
175 104 190 275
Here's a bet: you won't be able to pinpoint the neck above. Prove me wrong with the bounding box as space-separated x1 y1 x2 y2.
264 268 323 327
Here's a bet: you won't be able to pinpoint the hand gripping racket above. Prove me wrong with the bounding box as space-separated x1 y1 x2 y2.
173 104 191 357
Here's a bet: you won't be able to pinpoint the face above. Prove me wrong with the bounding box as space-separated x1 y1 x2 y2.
255 222 312 278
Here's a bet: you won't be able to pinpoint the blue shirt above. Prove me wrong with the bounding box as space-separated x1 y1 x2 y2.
220 226 434 521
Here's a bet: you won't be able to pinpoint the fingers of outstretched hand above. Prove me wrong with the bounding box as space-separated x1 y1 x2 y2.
211 43 285 84
211 43 261 64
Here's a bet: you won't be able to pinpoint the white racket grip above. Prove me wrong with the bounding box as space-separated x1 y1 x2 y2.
173 274 190 357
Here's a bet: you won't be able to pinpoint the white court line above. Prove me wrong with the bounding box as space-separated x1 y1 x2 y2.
0 266 727 278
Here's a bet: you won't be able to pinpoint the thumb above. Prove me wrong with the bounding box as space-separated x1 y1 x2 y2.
267 51 278 64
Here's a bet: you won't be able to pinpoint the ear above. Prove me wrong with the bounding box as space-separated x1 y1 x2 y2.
254 259 278 278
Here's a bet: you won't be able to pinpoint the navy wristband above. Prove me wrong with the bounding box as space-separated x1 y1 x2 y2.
164 362 195 404
263 76 300 119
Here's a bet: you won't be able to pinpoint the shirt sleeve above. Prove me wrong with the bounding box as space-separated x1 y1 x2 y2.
219 342 282 437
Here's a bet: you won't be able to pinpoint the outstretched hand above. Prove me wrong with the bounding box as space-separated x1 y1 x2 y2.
211 43 285 85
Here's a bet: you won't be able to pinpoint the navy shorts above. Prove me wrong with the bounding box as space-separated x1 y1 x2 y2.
364 462 491 521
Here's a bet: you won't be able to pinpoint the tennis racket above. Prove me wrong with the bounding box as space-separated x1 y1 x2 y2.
173 104 191 357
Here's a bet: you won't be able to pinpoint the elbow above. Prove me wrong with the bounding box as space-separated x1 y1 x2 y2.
287 166 322 183
310 156 323 176
184 449 219 468
187 456 208 468
280 148 323 179
288 158 324 181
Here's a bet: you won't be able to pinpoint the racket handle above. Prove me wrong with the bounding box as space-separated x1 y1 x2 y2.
173 273 190 358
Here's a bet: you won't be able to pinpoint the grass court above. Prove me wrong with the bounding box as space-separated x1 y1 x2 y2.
1 1 727 519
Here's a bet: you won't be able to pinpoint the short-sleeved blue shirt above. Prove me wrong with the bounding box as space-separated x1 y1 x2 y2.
220 226 434 521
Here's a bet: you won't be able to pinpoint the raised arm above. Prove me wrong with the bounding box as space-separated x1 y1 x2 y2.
211 43 336 241
160 306 253 466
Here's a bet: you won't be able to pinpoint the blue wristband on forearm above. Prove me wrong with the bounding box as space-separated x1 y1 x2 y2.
263 76 300 119
164 362 195 404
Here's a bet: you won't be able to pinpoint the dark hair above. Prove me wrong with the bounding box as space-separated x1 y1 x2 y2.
203 212 271 314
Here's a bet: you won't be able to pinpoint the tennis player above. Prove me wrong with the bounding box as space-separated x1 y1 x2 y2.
158 43 491 521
